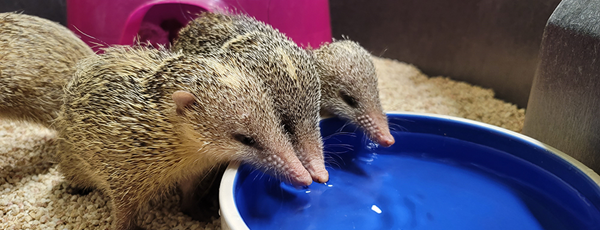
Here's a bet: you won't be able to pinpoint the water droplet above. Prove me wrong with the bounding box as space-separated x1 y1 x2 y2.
357 156 375 163
366 142 380 150
371 205 382 214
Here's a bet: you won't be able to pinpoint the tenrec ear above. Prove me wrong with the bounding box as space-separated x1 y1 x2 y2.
172 91 197 114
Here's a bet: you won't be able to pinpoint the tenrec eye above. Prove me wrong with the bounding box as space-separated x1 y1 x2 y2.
234 134 256 146
340 91 358 108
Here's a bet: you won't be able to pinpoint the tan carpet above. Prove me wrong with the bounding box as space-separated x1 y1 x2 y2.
0 56 525 229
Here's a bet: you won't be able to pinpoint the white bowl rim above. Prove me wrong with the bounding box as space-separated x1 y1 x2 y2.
219 160 247 230
218 112 600 230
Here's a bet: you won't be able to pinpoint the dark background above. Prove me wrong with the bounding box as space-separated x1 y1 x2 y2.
0 0 67 25
329 0 561 108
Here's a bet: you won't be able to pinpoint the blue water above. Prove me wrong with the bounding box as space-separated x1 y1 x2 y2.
235 118 600 230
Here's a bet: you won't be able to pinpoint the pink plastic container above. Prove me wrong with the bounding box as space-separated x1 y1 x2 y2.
67 0 331 51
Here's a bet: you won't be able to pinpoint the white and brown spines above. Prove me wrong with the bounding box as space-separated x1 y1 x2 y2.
56 46 314 228
63 45 313 182
58 47 177 152
0 12 94 126
314 39 395 147
170 55 314 186
173 12 327 184
172 11 289 55
256 40 326 183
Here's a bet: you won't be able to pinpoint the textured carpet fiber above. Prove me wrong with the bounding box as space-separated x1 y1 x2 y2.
0 57 525 229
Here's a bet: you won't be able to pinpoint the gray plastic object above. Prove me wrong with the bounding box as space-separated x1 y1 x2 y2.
523 0 600 173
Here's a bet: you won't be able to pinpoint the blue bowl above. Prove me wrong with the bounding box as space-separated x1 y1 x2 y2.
219 112 600 230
